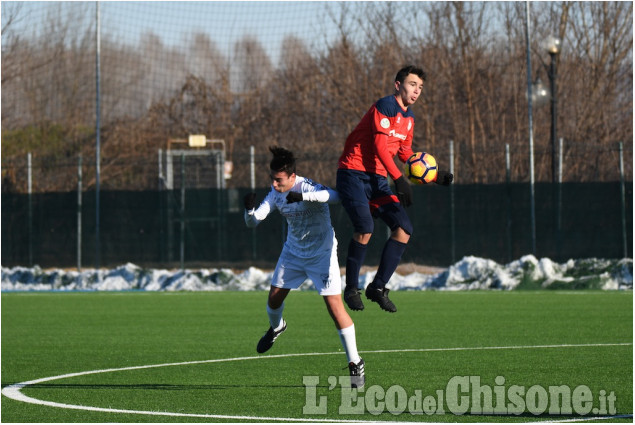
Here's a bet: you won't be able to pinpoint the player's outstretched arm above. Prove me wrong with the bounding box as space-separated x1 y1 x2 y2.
286 186 340 204
244 192 273 227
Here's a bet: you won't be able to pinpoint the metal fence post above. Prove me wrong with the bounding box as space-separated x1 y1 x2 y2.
556 138 563 258
217 151 223 260
505 144 513 262
250 145 257 260
449 140 456 264
180 153 185 270
77 154 82 273
27 152 33 267
95 1 101 272
619 141 628 257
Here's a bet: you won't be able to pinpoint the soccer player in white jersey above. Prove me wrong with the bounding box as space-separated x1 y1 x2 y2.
244 146 364 388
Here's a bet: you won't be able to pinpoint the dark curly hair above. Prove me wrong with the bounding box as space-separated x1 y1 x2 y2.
269 146 296 176
395 65 427 84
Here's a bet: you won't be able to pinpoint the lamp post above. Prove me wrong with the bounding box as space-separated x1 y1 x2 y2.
524 1 536 255
543 35 561 183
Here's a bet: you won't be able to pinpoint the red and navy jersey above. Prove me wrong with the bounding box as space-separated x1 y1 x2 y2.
338 94 415 180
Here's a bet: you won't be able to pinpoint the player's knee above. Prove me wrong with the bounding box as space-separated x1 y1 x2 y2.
267 287 287 309
390 217 413 237
391 227 411 243
353 233 372 244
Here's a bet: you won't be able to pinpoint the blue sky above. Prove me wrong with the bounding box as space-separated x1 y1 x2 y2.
2 1 342 62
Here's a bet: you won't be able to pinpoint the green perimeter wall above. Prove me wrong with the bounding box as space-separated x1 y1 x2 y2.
2 182 633 269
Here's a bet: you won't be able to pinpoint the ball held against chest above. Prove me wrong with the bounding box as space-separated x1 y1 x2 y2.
404 152 437 184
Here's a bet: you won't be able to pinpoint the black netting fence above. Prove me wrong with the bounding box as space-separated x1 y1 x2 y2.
2 181 632 270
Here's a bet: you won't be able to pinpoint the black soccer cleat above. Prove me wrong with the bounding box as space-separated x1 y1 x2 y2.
348 358 365 389
344 288 365 311
256 319 287 353
365 283 397 312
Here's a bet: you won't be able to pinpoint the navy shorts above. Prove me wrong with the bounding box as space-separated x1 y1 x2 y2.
336 169 413 235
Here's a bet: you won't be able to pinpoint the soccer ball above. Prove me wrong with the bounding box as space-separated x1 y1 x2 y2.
404 152 437 184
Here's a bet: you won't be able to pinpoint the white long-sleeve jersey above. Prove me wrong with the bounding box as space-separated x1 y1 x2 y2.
244 176 340 259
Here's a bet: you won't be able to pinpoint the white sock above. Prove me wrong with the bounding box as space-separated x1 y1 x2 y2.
266 303 284 331
338 324 361 365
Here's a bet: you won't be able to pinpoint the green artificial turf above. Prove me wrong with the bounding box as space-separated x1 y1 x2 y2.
1 290 632 422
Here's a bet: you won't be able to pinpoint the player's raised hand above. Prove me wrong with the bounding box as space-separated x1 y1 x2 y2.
244 192 257 210
286 191 303 203
435 171 454 186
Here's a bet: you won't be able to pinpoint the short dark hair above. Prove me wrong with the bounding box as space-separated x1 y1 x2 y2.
395 65 427 84
269 146 296 175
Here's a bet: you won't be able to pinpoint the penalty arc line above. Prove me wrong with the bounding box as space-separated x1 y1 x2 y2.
2 342 632 423
545 414 634 423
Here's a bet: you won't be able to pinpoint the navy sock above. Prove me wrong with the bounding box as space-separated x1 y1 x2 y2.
346 239 367 290
374 238 407 288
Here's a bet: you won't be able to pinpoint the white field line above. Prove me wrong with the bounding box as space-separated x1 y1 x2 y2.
543 414 634 423
2 342 632 423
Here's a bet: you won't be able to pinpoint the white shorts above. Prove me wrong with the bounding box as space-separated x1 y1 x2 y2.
271 238 342 296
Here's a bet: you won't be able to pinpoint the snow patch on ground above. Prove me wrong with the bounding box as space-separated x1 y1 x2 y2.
2 256 632 292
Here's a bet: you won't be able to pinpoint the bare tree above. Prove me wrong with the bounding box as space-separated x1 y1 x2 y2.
232 35 272 93
1 1 631 193
1 2 25 86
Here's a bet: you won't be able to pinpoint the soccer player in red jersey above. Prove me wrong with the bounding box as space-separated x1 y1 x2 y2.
337 65 453 312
